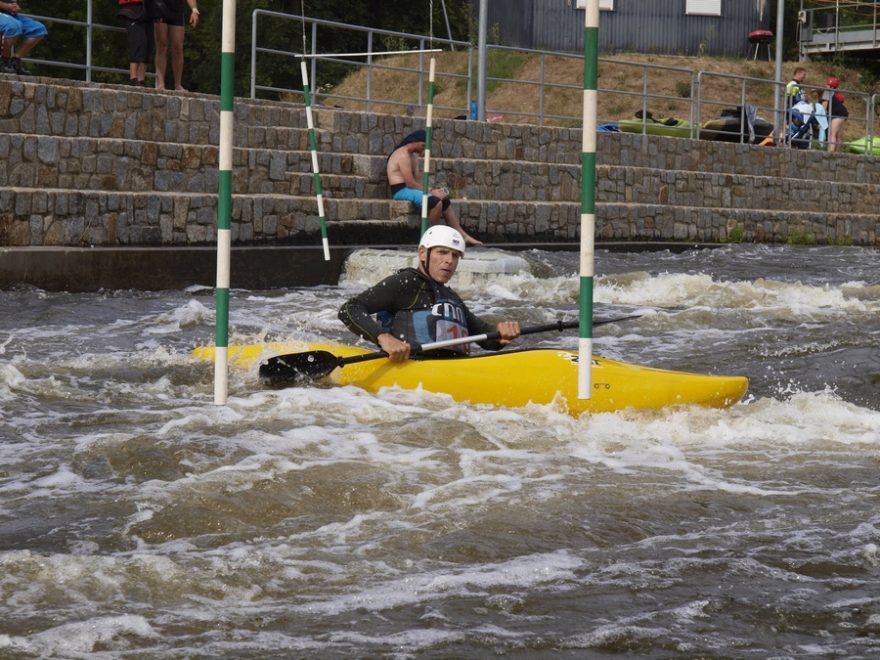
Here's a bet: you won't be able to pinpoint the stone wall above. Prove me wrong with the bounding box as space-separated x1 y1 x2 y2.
0 76 878 249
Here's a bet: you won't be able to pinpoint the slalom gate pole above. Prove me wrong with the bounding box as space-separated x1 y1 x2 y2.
420 57 436 236
578 0 599 400
300 60 330 260
214 0 237 405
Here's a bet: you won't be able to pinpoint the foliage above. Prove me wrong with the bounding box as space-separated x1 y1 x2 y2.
31 0 472 96
785 228 817 245
724 224 745 243
674 80 691 98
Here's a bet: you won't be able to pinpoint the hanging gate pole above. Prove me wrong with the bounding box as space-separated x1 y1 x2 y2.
578 0 599 400
420 58 437 236
214 0 237 405
300 60 331 260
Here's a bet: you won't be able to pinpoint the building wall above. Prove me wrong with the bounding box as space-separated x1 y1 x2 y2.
479 0 773 57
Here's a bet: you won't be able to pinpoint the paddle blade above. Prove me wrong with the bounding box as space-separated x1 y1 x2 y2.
259 350 342 386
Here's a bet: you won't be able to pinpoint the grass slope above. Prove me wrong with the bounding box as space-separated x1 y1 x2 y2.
321 51 872 142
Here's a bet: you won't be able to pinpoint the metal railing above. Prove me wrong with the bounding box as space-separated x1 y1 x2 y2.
249 11 878 152
798 1 880 58
19 1 131 83
249 12 700 130
11 5 880 154
250 10 473 116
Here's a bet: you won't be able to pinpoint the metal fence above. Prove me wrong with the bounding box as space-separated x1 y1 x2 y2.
12 4 880 154
24 3 131 83
252 12 876 152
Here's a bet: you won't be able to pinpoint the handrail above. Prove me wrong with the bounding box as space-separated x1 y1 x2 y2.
12 4 880 156
249 10 469 105
20 2 131 83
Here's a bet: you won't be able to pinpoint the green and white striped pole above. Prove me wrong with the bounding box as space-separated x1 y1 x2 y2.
214 0 236 405
578 0 598 399
420 58 436 236
300 60 330 260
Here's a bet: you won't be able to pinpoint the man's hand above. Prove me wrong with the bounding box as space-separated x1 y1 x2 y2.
495 320 520 346
377 333 411 362
3 2 21 15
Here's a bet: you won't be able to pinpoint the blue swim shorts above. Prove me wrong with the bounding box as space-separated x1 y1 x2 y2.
0 14 49 39
391 186 450 211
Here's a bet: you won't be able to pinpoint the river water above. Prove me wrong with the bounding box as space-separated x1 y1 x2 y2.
1 243 879 658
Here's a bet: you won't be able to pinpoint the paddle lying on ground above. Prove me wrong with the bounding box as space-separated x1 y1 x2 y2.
259 316 639 386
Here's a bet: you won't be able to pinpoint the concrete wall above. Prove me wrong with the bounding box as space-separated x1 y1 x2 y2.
0 76 878 289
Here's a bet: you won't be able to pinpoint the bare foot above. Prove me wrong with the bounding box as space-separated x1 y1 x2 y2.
174 86 188 92
464 235 483 247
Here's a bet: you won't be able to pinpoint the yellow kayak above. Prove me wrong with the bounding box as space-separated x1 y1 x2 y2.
193 341 748 415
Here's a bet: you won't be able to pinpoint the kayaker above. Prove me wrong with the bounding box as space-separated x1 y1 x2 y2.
386 129 482 247
338 226 520 362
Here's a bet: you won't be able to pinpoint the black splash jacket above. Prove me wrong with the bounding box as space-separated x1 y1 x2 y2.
338 268 506 354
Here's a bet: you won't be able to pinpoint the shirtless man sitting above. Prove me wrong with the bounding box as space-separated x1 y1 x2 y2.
386 129 482 246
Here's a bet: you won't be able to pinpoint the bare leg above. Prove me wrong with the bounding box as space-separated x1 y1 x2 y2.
10 35 43 59
443 206 483 246
428 203 443 225
154 21 168 90
169 25 186 91
828 117 845 153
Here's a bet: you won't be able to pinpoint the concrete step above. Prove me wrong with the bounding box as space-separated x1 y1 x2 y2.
6 130 880 215
0 184 874 247
0 78 585 163
0 189 419 246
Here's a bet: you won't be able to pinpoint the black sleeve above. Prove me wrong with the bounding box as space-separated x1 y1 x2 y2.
463 302 507 351
338 270 426 345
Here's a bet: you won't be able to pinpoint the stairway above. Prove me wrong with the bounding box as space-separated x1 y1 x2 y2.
1 74 879 251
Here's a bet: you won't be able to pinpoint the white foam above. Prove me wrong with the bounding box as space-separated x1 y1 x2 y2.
294 549 582 616
0 615 157 656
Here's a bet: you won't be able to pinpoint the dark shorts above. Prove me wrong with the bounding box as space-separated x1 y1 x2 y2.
153 0 185 26
125 20 153 63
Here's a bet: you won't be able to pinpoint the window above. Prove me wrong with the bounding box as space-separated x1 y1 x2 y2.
576 0 614 10
686 0 721 16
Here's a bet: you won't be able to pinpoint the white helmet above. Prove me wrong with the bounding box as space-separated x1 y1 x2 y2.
418 225 465 256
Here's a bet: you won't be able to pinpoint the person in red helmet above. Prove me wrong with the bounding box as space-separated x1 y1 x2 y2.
821 76 848 152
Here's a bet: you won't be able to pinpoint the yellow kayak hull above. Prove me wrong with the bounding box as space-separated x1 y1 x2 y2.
193 341 748 414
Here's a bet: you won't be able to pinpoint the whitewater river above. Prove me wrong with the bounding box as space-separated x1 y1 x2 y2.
1 243 879 658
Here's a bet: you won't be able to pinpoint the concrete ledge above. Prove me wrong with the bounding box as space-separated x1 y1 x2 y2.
0 246 349 292
0 242 727 292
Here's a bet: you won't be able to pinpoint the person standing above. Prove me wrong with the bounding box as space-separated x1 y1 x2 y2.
821 76 848 153
153 0 199 91
0 1 47 75
118 0 153 85
338 226 518 362
386 129 483 247
783 67 807 144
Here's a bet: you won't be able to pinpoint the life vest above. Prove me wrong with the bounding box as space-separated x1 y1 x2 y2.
785 80 806 107
389 283 471 354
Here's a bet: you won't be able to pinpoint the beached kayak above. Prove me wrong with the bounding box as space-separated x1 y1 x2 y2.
618 118 695 139
192 341 748 414
845 136 880 155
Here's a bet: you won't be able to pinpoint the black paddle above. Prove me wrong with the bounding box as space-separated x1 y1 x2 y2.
259 316 639 386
